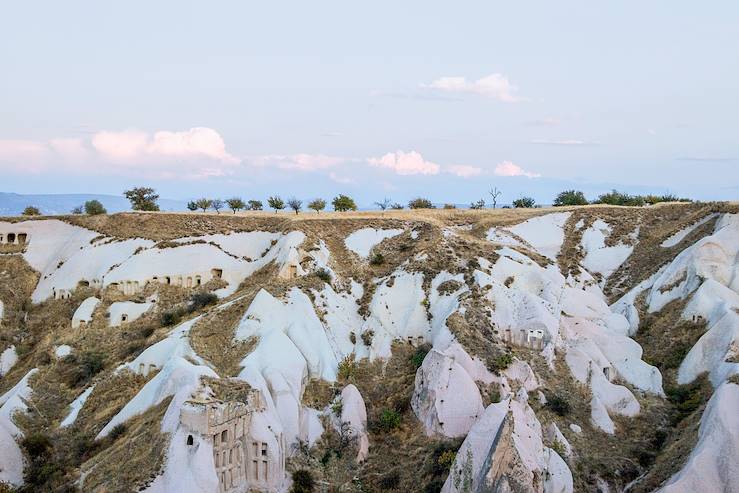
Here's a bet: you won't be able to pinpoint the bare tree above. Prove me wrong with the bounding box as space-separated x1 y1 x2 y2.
211 199 224 214
374 197 391 212
287 197 302 214
489 187 502 209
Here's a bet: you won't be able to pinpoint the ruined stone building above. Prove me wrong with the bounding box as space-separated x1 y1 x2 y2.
179 390 285 492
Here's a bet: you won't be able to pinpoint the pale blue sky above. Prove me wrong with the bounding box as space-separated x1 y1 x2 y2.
1 1 737 205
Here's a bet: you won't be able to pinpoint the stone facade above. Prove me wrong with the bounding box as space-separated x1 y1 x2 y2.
180 390 285 493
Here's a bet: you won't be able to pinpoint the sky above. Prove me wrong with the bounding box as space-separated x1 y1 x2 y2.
1 1 738 206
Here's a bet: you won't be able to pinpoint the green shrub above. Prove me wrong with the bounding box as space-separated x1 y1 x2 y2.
248 199 263 210
332 194 358 212
84 199 107 215
410 346 430 369
595 189 645 207
188 292 218 312
21 433 52 459
408 197 435 209
545 393 571 416
379 472 401 489
377 409 402 431
315 268 332 282
291 469 315 493
370 252 384 265
160 308 184 326
489 352 512 372
337 356 357 381
443 203 456 209
109 423 127 440
512 196 535 208
470 199 485 210
550 439 567 458
22 206 41 216
553 190 588 206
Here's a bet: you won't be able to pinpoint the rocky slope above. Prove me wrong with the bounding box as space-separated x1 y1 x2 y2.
0 203 736 493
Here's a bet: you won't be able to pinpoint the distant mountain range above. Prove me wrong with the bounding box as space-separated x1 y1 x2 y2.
0 192 186 216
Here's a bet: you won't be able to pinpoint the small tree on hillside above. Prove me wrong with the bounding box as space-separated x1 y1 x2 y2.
390 202 404 210
195 198 212 212
211 199 224 214
553 190 588 206
489 187 502 209
308 198 326 213
22 206 41 216
71 205 84 215
512 196 536 208
123 187 160 211
408 197 435 209
374 198 391 212
470 199 485 210
268 196 285 213
226 197 246 214
247 199 263 211
287 197 302 214
186 201 198 211
84 200 107 215
332 194 357 212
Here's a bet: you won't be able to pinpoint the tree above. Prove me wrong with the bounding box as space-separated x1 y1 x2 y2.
194 198 212 212
22 206 40 216
374 198 391 211
332 194 357 212
287 197 302 214
553 190 588 206
595 189 645 207
84 200 107 215
308 198 326 213
390 202 404 210
186 201 198 211
248 200 263 211
489 187 502 209
408 197 435 209
211 199 224 213
470 199 485 210
71 205 84 215
124 187 160 211
268 196 285 213
226 197 246 214
512 196 536 208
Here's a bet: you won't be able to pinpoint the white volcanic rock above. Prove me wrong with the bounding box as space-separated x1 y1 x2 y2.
60 385 94 428
442 389 573 493
660 213 718 248
648 213 739 313
174 231 281 259
107 300 154 327
363 271 431 359
544 422 572 457
678 280 739 386
486 212 570 260
658 381 739 492
72 296 100 328
344 228 403 258
412 348 484 438
580 219 635 284
0 345 18 376
0 369 37 487
335 384 369 461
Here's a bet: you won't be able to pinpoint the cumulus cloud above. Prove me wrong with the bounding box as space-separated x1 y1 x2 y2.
424 73 522 102
368 150 441 175
93 127 239 164
447 164 483 178
249 153 343 171
494 161 541 178
0 127 239 179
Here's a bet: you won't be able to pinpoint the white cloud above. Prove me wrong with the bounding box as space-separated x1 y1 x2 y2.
368 150 440 175
1 127 240 179
93 127 239 164
447 164 483 178
494 161 541 178
250 153 343 171
424 73 522 102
